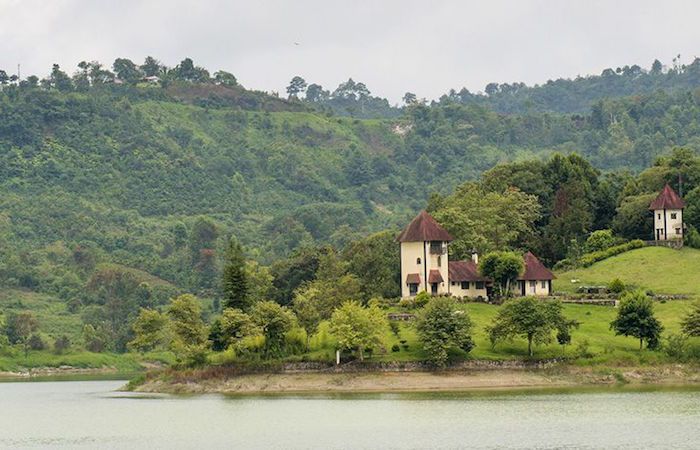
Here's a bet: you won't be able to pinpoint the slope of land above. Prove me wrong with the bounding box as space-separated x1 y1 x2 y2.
554 247 700 295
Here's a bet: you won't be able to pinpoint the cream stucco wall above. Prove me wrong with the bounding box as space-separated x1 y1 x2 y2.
513 280 551 297
450 281 488 299
653 208 683 241
400 241 449 298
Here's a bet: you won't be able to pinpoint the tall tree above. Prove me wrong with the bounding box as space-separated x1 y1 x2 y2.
286 76 307 98
479 252 524 297
222 237 250 310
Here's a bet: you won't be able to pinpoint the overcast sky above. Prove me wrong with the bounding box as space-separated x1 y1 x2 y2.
1 0 699 103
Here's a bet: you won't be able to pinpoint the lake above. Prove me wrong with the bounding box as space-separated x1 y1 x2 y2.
0 380 698 449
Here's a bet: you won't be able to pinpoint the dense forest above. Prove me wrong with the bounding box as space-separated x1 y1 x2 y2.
1 56 700 354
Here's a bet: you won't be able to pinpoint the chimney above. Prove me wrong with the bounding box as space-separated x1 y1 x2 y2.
471 249 479 265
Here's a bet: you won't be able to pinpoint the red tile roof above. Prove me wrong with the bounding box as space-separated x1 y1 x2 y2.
448 260 490 282
397 210 453 243
518 252 555 281
649 184 685 210
428 269 444 284
405 273 421 285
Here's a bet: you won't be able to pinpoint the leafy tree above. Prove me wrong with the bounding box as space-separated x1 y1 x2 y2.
584 229 617 253
305 83 328 102
487 298 571 356
112 58 143 83
213 70 237 87
140 56 163 77
680 302 700 336
402 92 417 105
167 294 208 357
172 57 210 82
3 311 39 357
250 301 296 358
45 64 73 92
222 237 250 310
612 194 656 239
479 252 523 297
292 288 322 350
82 324 109 352
610 291 663 350
343 230 400 299
210 308 259 352
53 335 71 354
329 301 387 361
28 334 45 351
286 76 307 98
128 308 170 352
416 297 474 367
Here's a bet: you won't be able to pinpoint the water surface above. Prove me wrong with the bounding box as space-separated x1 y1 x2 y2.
0 380 698 449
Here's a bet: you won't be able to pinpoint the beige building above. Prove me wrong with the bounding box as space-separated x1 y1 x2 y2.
397 211 452 297
650 184 685 242
398 211 556 299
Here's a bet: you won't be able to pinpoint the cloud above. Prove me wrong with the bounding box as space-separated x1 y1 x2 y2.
0 0 698 102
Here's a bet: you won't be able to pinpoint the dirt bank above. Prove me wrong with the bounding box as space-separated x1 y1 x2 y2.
134 364 700 394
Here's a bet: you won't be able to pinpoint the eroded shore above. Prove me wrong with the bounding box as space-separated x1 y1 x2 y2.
133 364 700 394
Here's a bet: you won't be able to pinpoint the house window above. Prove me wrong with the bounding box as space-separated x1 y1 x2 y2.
409 284 418 296
430 241 443 254
671 213 677 219
475 281 485 289
676 228 681 235
529 280 536 293
416 257 421 265
431 283 438 295
451 281 456 286
437 256 442 267
461 281 469 290
541 281 547 289
658 213 661 220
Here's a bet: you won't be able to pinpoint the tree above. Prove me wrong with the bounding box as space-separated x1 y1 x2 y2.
479 252 523 297
53 335 71 354
305 83 328 102
416 297 474 367
173 57 210 82
487 298 571 356
402 92 417 105
112 58 142 83
610 291 663 350
612 194 656 239
210 308 259 352
3 311 39 357
128 308 170 352
213 70 237 87
292 287 323 350
46 64 73 92
222 237 250 310
584 229 616 253
250 301 296 358
343 230 400 299
286 76 307 98
329 301 387 361
680 301 700 336
167 294 207 352
140 56 163 77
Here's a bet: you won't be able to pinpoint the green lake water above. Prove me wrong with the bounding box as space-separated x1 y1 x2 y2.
0 380 698 449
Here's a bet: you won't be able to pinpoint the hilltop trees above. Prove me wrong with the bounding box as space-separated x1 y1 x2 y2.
610 291 663 350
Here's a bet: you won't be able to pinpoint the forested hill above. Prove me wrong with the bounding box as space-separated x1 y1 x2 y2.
0 57 699 296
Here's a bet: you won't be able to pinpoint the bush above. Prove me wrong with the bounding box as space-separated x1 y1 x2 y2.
608 278 626 294
414 291 431 308
391 344 400 352
686 225 700 249
585 229 617 253
28 334 45 351
53 335 71 354
389 321 400 337
579 240 645 267
575 339 593 358
663 333 689 361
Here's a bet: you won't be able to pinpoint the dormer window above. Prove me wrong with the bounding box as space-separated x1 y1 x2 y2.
416 257 421 265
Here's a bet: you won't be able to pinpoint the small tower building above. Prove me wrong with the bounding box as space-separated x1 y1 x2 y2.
649 184 685 242
397 211 452 298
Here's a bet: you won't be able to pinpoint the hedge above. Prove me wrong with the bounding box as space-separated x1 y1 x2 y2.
578 239 645 267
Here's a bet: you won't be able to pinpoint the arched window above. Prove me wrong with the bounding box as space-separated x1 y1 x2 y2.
437 256 442 267
416 257 421 265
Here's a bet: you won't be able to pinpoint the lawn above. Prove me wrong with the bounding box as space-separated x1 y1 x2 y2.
554 246 700 296
305 300 699 364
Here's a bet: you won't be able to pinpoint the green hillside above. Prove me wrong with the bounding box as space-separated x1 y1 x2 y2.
555 247 700 296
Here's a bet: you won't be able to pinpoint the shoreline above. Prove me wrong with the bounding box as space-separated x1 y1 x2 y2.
133 364 700 395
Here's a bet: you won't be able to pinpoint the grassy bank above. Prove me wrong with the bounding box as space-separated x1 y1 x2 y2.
0 350 173 374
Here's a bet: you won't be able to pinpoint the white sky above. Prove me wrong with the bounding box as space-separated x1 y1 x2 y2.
1 0 699 103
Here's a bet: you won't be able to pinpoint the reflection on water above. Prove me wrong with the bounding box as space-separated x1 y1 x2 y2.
0 380 698 449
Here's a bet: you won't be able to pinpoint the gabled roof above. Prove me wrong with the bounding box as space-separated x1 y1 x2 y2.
448 260 490 282
649 184 685 210
405 273 421 285
397 210 453 242
518 252 555 281
428 269 444 284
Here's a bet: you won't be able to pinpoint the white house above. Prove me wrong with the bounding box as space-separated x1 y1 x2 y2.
649 183 685 242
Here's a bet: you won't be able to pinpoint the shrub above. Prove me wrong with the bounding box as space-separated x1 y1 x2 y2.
663 333 689 361
414 291 431 308
391 344 400 352
53 335 71 354
608 278 626 294
389 321 400 337
585 229 618 253
28 334 45 351
575 339 593 358
579 240 645 267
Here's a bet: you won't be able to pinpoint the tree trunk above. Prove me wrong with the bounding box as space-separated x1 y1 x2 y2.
640 338 643 350
528 335 533 356
359 346 364 361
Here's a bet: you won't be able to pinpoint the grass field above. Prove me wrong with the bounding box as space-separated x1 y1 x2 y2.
303 300 699 365
554 246 700 296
